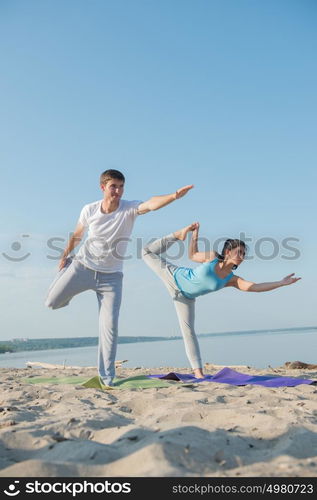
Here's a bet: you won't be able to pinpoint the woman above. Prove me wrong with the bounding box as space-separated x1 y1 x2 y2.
142 223 301 379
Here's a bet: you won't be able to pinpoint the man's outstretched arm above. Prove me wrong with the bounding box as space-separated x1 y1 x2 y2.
137 184 194 215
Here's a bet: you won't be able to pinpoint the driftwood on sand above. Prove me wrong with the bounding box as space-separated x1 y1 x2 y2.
283 361 317 370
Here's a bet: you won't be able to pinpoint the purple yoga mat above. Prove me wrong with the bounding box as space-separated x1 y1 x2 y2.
148 367 316 387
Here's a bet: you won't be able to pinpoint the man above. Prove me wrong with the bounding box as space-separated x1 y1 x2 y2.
45 169 193 387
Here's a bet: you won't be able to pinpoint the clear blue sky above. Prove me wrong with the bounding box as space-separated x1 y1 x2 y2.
0 0 316 341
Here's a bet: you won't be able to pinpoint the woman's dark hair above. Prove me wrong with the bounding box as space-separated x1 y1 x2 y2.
216 239 246 270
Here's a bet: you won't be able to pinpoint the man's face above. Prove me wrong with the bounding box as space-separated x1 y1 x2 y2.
101 179 125 200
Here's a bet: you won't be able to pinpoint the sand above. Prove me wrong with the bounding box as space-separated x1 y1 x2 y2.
0 362 316 477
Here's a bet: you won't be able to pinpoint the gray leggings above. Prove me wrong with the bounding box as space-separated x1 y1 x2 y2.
45 258 122 385
142 234 202 370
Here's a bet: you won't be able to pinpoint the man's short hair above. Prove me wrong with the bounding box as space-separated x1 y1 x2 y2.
100 169 125 185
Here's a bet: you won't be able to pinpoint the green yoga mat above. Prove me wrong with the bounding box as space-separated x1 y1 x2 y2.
22 374 174 390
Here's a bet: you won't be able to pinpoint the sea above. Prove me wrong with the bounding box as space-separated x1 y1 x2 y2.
0 326 316 370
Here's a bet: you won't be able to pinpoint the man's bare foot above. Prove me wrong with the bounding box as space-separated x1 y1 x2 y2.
173 222 198 241
194 368 205 379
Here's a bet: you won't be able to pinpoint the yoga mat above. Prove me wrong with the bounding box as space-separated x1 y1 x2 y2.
23 367 316 390
82 375 173 389
148 367 316 387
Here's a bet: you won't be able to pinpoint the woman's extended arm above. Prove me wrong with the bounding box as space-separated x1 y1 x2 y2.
227 274 301 292
188 223 216 263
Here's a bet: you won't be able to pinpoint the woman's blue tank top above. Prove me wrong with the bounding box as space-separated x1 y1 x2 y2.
173 258 234 299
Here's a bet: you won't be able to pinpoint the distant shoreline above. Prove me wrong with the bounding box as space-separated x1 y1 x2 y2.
1 326 316 355
0 335 176 354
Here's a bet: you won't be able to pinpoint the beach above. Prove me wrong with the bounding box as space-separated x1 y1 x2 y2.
0 362 316 477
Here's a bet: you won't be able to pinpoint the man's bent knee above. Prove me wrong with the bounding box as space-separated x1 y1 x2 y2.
45 296 69 310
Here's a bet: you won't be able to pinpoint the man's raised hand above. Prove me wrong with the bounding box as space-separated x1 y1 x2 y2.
175 184 194 199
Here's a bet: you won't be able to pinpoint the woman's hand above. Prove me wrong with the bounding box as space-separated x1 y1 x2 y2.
191 221 199 234
280 273 301 286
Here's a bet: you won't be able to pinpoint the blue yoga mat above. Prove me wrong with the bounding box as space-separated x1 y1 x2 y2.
148 367 316 387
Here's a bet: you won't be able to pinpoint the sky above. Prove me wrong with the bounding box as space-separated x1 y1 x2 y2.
0 0 316 341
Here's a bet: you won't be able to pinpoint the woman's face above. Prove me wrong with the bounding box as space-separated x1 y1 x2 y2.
226 246 245 266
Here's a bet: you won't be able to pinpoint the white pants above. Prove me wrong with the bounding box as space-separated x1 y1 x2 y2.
45 257 122 385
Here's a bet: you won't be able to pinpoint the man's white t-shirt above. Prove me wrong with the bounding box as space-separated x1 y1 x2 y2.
75 199 142 273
